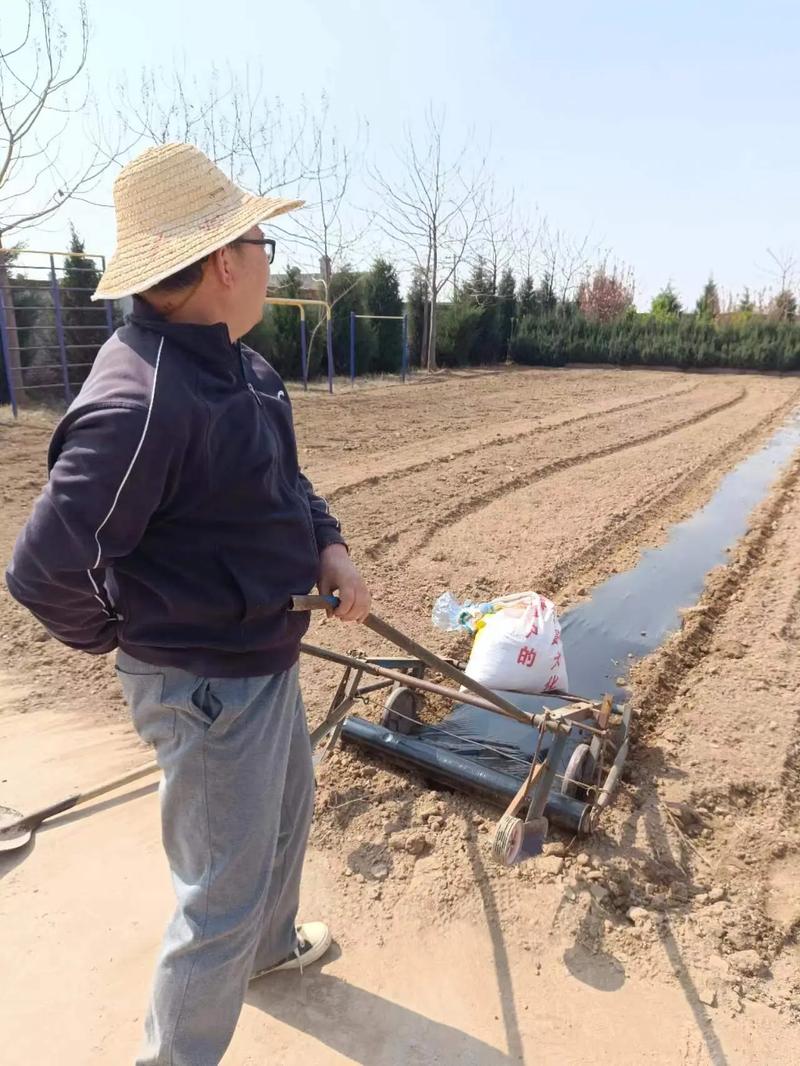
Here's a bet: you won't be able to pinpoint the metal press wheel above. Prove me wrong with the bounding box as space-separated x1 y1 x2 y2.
491 814 525 866
380 684 422 735
560 743 597 801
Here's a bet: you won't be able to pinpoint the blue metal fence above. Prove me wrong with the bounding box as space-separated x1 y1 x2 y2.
0 248 116 417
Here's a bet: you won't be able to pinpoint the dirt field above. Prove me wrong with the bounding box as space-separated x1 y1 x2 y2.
1 365 799 1064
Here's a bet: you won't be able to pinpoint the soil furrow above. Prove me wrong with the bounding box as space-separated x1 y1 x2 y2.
383 384 748 564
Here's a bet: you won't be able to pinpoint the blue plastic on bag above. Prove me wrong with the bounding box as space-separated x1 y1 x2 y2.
431 591 495 634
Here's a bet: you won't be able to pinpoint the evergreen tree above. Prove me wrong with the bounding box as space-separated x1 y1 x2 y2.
738 288 755 314
407 268 428 367
363 257 403 371
460 257 493 305
769 289 797 322
460 258 499 361
517 275 535 318
328 265 367 376
650 284 682 319
536 272 557 314
272 265 305 377
496 268 517 358
60 224 107 387
695 276 720 321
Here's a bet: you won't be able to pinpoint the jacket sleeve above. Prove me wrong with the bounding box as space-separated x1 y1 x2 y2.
298 472 348 553
5 404 178 654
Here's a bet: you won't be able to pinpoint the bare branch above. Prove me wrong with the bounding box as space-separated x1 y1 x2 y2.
368 108 487 369
764 246 797 294
0 0 117 241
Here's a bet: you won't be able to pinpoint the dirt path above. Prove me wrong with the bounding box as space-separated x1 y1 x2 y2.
1 367 799 1064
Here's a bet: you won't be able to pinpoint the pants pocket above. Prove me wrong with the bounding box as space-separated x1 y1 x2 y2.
186 679 224 727
115 666 175 745
181 676 263 738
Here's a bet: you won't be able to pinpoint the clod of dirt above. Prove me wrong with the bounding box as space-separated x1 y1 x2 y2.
713 638 748 659
389 830 431 856
588 883 610 904
727 950 769 978
724 926 754 953
666 802 706 832
669 882 691 903
538 856 564 876
416 798 444 823
542 841 567 857
699 986 718 1008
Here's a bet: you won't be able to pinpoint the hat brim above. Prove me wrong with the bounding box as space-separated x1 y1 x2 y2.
92 194 304 301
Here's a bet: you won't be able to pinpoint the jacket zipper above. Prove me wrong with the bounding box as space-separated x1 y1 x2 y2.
240 347 318 560
238 345 263 407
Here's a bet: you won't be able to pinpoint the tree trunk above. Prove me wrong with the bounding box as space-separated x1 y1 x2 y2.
420 298 430 368
0 248 25 406
427 246 438 371
427 298 438 372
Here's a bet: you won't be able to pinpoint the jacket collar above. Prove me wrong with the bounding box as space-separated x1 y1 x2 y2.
128 296 240 364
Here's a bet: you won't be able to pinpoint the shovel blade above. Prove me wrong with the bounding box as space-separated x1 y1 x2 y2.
518 816 549 860
0 807 32 853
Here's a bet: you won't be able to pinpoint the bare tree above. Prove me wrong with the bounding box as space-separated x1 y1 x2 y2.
118 73 366 284
0 0 116 405
538 220 593 306
118 75 371 374
474 181 516 294
371 108 486 371
0 0 113 243
268 102 371 369
514 209 546 285
116 63 309 196
764 246 796 294
276 103 366 297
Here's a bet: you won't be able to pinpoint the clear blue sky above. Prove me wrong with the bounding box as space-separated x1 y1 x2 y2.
15 0 800 307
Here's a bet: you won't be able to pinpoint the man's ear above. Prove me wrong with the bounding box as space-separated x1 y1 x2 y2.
209 246 237 289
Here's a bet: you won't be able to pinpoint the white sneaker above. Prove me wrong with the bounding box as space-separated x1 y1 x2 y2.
251 922 332 979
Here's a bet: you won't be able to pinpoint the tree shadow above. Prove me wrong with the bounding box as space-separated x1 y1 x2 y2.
641 801 731 1066
247 963 516 1065
462 833 526 1064
567 764 731 1066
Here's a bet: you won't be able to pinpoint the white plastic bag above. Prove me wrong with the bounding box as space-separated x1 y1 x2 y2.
462 592 568 694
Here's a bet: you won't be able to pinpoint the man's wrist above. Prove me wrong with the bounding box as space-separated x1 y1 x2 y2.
320 540 349 557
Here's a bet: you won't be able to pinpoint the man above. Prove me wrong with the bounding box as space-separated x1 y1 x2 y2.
6 142 370 1065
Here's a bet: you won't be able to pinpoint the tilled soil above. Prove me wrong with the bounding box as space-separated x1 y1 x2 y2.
1 366 799 1064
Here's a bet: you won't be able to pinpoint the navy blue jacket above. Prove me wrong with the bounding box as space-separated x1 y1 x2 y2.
5 299 346 677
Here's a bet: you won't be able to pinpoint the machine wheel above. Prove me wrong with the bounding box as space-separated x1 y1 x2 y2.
560 743 597 800
491 814 524 867
381 685 422 735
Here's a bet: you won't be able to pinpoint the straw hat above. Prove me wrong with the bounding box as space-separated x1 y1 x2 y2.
92 142 304 300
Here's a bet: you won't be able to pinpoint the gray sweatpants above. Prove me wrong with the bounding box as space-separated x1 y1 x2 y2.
116 650 315 1066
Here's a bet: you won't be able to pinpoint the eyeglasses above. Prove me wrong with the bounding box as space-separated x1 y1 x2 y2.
230 236 276 264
